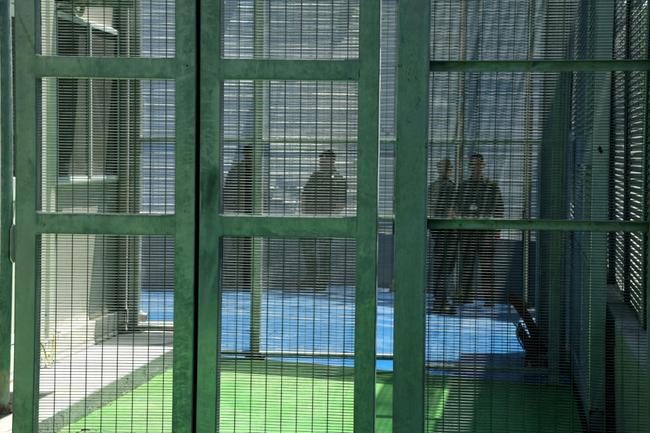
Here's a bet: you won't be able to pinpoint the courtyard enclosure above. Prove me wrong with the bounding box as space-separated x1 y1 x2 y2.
4 0 650 432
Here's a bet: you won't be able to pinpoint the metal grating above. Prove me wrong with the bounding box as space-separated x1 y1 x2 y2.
218 237 356 433
430 0 578 61
428 71 556 221
610 0 648 319
38 78 175 214
37 234 175 433
222 0 359 59
221 80 357 217
40 0 175 58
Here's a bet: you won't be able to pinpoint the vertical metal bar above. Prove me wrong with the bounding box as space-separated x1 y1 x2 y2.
195 0 221 429
538 73 571 384
355 0 380 431
644 0 650 418
12 0 39 430
0 0 14 413
521 0 536 307
393 0 430 431
587 1 614 430
250 1 265 358
454 0 468 185
172 0 197 431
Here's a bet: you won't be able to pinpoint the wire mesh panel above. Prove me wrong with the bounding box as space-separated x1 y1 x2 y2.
37 234 174 433
429 0 578 61
428 70 647 223
39 0 175 57
424 229 537 432
610 0 648 319
428 71 557 220
218 237 356 433
222 0 359 59
422 230 635 432
221 80 357 217
38 78 175 214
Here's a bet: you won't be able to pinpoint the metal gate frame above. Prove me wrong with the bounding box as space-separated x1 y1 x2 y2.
12 0 198 432
8 0 650 432
393 1 650 432
11 0 380 432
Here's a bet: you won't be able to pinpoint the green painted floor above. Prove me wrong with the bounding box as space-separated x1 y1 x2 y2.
59 364 581 433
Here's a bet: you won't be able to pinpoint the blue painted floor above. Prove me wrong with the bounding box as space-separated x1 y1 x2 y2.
140 287 524 371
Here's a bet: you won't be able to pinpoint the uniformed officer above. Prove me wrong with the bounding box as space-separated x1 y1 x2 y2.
456 153 504 305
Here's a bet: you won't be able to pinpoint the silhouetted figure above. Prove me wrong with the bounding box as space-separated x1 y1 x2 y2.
456 153 504 305
300 150 348 289
302 150 348 215
427 158 457 314
222 146 253 290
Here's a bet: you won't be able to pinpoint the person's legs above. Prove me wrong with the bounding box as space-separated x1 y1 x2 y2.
315 238 332 290
431 231 457 303
457 231 478 303
299 238 316 290
478 233 497 305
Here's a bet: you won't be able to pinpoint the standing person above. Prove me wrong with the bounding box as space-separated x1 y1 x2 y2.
427 158 458 314
456 153 504 306
300 150 348 289
222 145 253 290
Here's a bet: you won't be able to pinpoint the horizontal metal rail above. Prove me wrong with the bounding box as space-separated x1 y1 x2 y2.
431 59 650 73
33 56 179 79
219 215 357 238
221 59 359 81
428 218 648 232
35 213 176 235
221 350 384 359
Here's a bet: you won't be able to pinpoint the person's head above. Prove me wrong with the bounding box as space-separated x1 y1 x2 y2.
469 153 485 178
437 158 452 179
240 145 253 161
319 150 336 170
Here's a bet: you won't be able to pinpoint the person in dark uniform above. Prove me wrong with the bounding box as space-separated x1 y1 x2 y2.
222 145 253 290
456 153 504 305
300 150 348 289
427 158 458 314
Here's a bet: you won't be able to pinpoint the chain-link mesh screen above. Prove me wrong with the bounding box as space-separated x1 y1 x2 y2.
218 237 356 433
38 78 175 214
37 234 174 433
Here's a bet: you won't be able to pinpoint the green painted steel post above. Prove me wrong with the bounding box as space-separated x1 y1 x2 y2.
12 0 39 430
0 0 13 413
173 0 198 431
195 0 222 429
355 0 380 431
393 0 430 431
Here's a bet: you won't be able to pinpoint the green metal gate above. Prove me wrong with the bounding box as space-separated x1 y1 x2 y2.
12 0 380 432
8 1 650 433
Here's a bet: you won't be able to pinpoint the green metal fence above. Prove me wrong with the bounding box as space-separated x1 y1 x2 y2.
6 0 650 433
